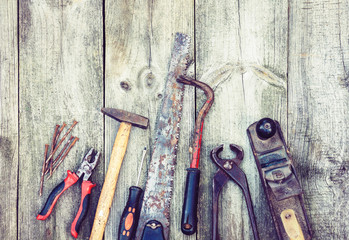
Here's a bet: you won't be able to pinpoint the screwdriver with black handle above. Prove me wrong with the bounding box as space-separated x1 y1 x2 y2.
118 147 147 240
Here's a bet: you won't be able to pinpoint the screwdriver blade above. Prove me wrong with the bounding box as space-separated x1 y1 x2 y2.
136 147 147 187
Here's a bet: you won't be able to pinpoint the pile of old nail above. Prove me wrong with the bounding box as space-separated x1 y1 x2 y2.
39 120 79 196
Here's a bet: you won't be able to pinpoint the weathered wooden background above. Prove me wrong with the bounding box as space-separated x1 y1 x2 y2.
1 0 348 239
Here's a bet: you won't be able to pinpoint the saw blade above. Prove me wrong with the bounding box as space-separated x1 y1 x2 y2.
135 33 191 240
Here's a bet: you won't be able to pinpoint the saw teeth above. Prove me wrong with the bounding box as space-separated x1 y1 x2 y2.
136 33 191 240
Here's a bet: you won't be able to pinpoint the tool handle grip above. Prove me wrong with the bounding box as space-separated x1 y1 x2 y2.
141 220 165 240
118 186 143 240
181 168 200 235
37 170 79 220
90 122 132 240
71 180 96 238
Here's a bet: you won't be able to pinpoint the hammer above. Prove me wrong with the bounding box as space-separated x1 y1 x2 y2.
89 108 148 240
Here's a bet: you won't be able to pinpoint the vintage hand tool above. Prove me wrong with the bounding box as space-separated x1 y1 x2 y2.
135 33 191 240
118 147 147 240
247 118 312 240
177 75 214 235
37 148 100 238
210 144 259 240
89 108 149 240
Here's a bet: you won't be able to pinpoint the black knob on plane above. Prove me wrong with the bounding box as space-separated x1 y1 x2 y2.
256 118 276 140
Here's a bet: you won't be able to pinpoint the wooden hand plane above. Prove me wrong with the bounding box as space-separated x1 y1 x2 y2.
247 118 312 240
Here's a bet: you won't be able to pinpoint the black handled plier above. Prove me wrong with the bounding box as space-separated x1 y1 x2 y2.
210 144 259 240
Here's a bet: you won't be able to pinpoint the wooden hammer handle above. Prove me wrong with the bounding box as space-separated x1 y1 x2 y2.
89 122 132 240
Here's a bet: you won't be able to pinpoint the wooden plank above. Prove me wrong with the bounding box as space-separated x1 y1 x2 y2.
0 0 18 239
195 0 287 239
104 1 194 239
18 1 103 239
288 0 349 239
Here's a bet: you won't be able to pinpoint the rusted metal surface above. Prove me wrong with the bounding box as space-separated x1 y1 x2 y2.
49 137 79 178
40 122 79 190
247 118 312 240
210 144 260 240
45 120 78 165
54 123 67 144
49 125 60 176
135 33 191 240
177 76 214 169
176 75 214 235
101 108 149 129
39 144 49 196
51 136 75 168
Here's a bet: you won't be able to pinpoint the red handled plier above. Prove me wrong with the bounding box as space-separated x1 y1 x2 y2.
37 148 100 238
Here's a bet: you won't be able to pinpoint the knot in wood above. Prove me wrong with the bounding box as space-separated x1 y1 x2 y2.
146 72 155 86
120 80 131 91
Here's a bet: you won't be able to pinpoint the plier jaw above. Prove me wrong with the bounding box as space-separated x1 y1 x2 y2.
211 144 244 169
76 148 100 181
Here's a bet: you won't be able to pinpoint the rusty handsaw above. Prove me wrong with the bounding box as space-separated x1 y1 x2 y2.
135 33 192 240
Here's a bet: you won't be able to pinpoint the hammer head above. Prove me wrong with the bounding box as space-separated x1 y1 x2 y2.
101 108 149 129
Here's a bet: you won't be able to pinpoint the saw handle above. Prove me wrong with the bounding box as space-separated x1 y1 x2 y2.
37 170 79 220
181 168 200 235
141 220 165 240
71 180 96 238
118 186 143 240
90 122 132 240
